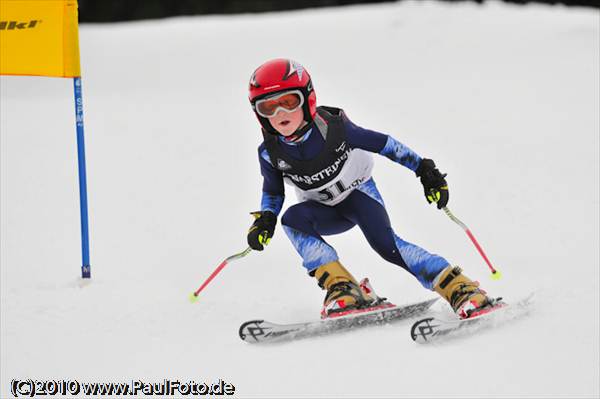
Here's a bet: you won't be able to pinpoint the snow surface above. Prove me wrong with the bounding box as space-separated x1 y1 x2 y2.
1 1 599 397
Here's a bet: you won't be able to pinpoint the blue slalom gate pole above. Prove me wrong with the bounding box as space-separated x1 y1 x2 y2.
73 77 91 278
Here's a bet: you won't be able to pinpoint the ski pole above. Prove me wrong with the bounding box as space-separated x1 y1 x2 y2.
441 206 502 280
189 246 253 303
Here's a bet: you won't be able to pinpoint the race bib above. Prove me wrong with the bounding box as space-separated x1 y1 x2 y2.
285 149 374 206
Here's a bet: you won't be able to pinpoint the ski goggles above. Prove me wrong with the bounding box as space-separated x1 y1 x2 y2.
253 90 304 118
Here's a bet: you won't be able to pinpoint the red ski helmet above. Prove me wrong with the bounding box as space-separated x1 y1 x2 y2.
249 58 317 135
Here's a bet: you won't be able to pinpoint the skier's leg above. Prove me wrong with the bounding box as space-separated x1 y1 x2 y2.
280 200 354 271
281 201 373 315
340 179 449 290
346 179 494 318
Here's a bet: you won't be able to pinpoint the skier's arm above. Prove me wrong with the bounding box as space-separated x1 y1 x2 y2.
258 147 285 216
343 118 421 172
261 192 284 216
247 146 285 251
344 116 448 208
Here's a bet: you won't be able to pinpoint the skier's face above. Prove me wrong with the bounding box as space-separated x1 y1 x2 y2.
268 107 305 136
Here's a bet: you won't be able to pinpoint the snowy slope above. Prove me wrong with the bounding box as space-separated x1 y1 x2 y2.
1 1 599 397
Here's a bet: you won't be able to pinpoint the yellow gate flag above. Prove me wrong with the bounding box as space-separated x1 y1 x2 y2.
0 0 81 78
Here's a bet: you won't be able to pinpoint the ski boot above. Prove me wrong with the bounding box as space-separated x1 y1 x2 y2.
313 261 377 319
433 266 502 319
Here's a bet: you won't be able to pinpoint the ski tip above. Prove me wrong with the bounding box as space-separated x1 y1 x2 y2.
239 320 265 342
410 317 437 343
189 292 200 303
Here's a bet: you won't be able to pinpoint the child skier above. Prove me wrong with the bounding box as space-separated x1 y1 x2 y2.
246 58 494 319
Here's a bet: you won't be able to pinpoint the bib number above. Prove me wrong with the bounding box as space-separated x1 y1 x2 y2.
317 177 366 202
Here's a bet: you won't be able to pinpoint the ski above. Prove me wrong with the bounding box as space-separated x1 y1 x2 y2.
239 297 438 343
410 294 535 344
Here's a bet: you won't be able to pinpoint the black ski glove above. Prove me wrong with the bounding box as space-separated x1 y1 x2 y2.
247 211 277 251
415 158 449 209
